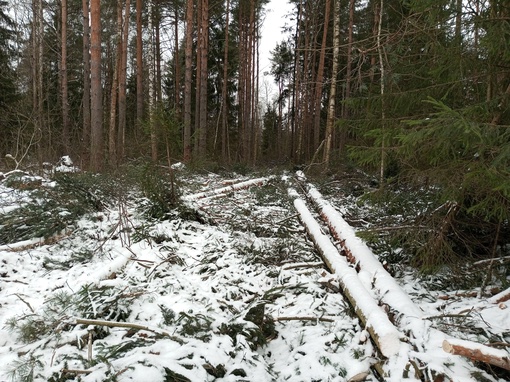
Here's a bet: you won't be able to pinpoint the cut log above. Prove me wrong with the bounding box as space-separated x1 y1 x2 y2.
185 177 270 201
442 339 510 371
292 196 402 358
305 184 424 321
490 287 510 304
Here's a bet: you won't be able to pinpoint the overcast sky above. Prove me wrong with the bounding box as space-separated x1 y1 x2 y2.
259 0 294 101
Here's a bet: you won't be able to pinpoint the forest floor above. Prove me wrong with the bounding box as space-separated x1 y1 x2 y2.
0 162 509 382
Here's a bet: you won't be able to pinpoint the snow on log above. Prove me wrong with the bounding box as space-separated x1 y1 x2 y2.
489 287 510 304
185 177 270 201
442 339 510 371
292 196 402 358
305 185 424 322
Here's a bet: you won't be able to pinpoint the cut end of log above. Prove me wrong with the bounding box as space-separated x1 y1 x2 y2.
443 339 510 371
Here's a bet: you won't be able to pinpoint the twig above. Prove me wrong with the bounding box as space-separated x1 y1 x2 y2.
62 369 93 375
274 315 337 323
281 262 324 270
72 317 186 345
13 293 35 313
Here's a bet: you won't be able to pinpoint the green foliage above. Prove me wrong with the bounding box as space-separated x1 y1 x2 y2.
176 312 213 341
75 284 135 322
7 354 43 382
122 161 179 219
0 172 112 245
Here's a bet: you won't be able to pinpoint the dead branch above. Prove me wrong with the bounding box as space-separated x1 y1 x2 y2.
274 315 337 323
72 318 185 345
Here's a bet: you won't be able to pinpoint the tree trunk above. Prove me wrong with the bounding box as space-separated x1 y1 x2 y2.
323 0 340 170
183 0 193 162
117 0 130 162
136 0 143 130
81 0 91 167
173 5 180 114
90 0 103 172
221 0 230 163
148 0 157 162
340 0 355 153
376 0 385 184
197 0 209 159
312 0 330 156
33 0 44 164
108 0 123 168
60 0 70 155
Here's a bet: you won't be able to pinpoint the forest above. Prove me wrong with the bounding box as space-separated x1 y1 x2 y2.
0 0 510 380
1 0 509 268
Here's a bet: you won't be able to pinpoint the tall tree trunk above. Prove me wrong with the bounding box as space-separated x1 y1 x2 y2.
60 0 70 155
136 0 143 130
377 0 385 184
313 0 330 155
82 0 91 167
194 0 202 156
291 0 303 161
118 0 130 162
148 0 157 161
197 0 209 158
340 0 355 153
108 0 123 168
221 0 230 163
155 1 162 105
183 0 193 162
90 0 103 171
323 0 340 170
33 0 44 164
173 5 180 114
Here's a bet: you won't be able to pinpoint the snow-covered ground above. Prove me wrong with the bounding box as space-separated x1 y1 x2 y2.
0 167 508 381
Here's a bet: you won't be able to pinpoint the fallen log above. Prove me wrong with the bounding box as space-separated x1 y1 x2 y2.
305 184 424 322
442 339 510 371
185 177 270 201
292 195 402 358
489 287 510 304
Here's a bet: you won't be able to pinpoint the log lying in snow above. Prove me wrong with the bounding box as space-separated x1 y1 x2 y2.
442 339 510 371
305 184 424 321
489 287 510 304
292 196 402 358
185 177 270 201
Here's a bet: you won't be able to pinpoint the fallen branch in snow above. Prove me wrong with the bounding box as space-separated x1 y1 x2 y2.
274 315 337 323
292 195 402 358
442 339 510 371
473 255 510 266
281 261 324 270
73 318 185 345
62 369 92 375
185 177 270 201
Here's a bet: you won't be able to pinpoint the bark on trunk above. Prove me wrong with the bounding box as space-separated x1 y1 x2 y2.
183 0 193 162
443 339 510 371
81 0 91 167
323 0 340 170
90 0 103 172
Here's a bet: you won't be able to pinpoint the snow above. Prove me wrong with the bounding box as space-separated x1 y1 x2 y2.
0 169 508 381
